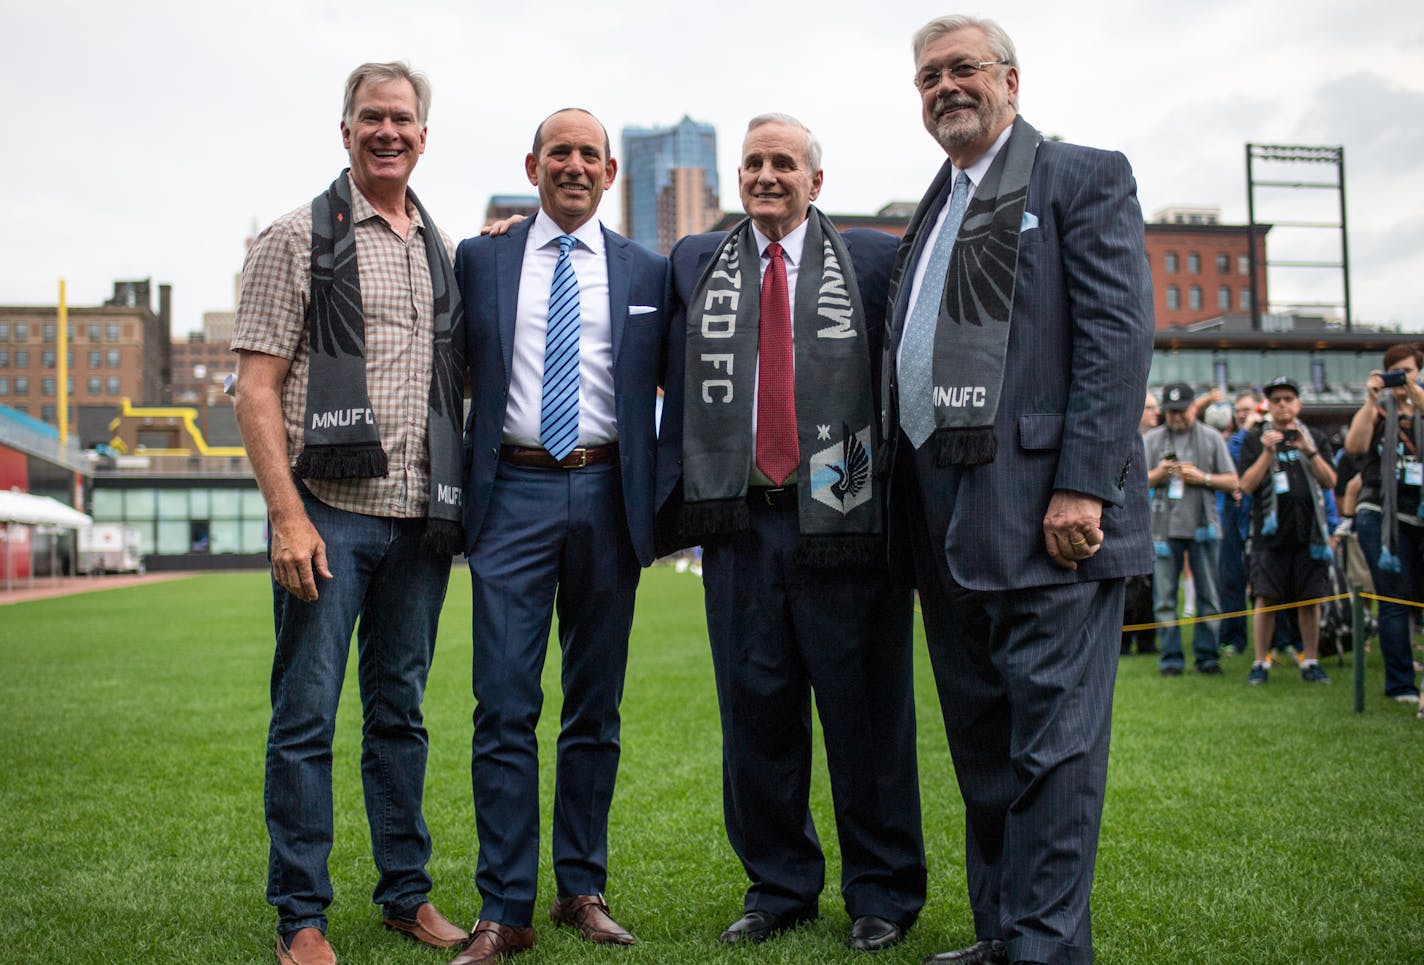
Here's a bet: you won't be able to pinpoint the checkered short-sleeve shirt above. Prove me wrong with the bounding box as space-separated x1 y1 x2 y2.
231 175 455 518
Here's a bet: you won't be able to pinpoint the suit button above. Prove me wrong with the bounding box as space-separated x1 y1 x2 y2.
490 448 498 457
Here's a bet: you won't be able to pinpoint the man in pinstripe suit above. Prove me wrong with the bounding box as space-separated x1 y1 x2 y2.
883 16 1154 965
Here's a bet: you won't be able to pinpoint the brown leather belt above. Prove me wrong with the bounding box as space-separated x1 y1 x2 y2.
499 443 618 470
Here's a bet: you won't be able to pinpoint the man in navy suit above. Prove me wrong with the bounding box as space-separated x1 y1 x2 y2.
884 17 1153 965
659 114 925 953
449 108 670 965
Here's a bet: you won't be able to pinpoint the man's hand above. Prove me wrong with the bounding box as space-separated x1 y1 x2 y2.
1044 489 1104 571
269 510 332 602
481 214 526 237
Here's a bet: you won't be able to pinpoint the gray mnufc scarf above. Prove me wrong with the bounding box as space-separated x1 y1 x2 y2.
883 116 1040 466
681 209 881 565
1376 394 1424 572
1257 418 1332 562
298 170 466 554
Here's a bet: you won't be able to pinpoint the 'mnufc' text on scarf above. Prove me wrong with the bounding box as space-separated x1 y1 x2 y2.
310 407 376 429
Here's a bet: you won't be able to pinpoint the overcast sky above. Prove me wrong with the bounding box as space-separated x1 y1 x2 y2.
6 0 1423 333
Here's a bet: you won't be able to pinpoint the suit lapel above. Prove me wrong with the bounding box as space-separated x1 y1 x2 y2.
495 218 535 386
604 227 631 366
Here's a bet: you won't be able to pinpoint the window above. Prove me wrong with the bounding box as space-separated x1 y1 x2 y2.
87 323 101 341
67 377 73 394
87 377 101 395
87 350 101 369
15 350 28 367
106 323 121 341
41 405 55 422
15 377 29 394
1187 253 1201 274
106 376 121 395
0 351 7 368
1189 285 1203 310
1218 286 1231 310
0 322 8 339
41 377 55 396
1166 285 1180 310
43 323 56 342
1164 252 1178 274
107 349 121 368
1216 254 1230 274
12 404 26 414
0 378 7 395
15 323 28 340
1239 288 1252 311
1238 255 1250 275
42 350 55 368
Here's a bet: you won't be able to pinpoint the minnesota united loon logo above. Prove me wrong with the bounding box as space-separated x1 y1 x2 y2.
810 422 872 515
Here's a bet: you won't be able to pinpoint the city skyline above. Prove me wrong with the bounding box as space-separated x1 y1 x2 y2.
5 0 1421 332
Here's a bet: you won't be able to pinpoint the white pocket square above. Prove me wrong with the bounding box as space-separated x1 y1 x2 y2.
1021 211 1039 233
628 305 657 315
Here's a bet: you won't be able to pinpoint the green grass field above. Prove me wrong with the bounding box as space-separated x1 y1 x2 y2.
1 568 1421 964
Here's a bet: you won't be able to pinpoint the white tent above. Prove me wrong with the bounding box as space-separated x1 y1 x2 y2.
1 490 93 590
0 489 93 528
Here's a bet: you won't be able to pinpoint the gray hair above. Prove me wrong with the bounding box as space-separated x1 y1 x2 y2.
745 112 823 171
912 15 1018 68
343 62 432 127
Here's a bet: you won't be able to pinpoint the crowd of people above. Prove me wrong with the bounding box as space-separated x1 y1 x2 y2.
1134 362 1424 705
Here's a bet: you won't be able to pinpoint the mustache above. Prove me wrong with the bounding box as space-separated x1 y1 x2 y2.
933 95 979 115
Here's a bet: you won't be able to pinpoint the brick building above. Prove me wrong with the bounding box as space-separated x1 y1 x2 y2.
1144 206 1270 329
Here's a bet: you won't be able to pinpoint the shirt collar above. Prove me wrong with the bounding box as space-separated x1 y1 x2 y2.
532 209 604 255
347 172 423 231
956 122 1015 189
750 216 809 267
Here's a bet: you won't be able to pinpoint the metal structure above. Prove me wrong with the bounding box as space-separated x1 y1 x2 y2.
1245 143 1351 331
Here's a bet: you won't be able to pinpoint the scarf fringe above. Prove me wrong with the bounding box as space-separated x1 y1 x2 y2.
679 499 751 541
1261 513 1278 536
1379 547 1403 573
420 519 465 557
296 444 389 480
931 427 997 467
793 534 884 570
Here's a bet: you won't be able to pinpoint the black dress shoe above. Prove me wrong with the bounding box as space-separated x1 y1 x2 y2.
922 938 1008 964
719 909 815 944
847 915 903 952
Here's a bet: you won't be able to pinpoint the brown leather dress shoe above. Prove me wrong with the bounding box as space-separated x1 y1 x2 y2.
449 920 536 965
275 928 337 965
549 894 635 944
382 901 469 949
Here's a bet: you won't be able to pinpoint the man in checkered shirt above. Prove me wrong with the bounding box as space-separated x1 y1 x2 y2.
231 62 467 965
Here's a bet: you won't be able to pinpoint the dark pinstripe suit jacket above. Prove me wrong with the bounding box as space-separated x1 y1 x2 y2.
886 135 1155 591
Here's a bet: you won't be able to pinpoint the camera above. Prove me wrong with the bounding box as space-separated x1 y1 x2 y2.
1162 451 1177 462
1281 428 1300 444
1383 370 1409 388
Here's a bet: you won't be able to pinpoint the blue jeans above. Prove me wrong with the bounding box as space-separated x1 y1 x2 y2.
265 484 451 935
1217 500 1249 652
1154 537 1221 669
1352 509 1422 698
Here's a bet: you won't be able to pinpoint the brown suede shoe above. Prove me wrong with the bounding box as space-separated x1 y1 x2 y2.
448 920 536 965
382 901 469 949
549 894 635 945
275 928 337 965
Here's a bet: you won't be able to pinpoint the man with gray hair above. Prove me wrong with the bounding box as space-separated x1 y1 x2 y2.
658 112 926 952
883 16 1154 965
232 61 467 965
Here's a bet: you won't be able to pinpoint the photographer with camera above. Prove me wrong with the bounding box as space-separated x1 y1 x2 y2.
1145 383 1240 675
1237 377 1337 686
1344 344 1424 711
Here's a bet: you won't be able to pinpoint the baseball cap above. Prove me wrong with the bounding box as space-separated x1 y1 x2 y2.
1161 382 1195 411
1264 375 1300 397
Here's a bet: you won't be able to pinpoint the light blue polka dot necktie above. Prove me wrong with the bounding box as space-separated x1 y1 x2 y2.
540 234 581 460
900 170 971 449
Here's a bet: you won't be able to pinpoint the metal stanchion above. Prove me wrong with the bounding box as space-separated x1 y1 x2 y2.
1351 585 1366 714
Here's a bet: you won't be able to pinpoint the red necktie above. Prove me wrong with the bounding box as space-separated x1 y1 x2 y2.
755 242 798 486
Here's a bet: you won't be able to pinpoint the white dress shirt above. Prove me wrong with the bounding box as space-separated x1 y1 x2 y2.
503 210 617 448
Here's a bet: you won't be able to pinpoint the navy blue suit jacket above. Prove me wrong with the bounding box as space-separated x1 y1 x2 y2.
657 227 899 519
454 217 672 566
886 137 1155 591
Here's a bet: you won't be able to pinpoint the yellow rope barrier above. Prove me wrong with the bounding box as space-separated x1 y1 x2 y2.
1121 593 1353 633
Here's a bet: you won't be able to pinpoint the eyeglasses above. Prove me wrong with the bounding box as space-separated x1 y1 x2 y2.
915 61 1008 92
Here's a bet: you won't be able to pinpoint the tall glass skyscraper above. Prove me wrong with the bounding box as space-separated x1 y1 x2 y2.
620 116 720 254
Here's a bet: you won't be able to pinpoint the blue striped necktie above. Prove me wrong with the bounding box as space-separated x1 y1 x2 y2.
900 170 971 448
541 234 581 460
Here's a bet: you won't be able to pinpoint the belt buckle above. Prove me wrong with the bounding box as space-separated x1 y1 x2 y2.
566 448 588 470
763 486 784 506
